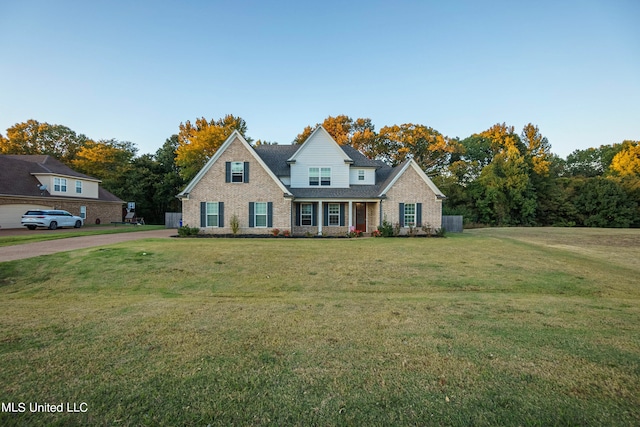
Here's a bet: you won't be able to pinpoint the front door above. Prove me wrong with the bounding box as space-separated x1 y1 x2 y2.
355 203 366 232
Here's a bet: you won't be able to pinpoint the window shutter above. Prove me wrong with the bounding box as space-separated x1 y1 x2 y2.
244 162 250 183
267 202 273 228
323 203 329 227
399 203 405 227
200 202 206 227
339 203 345 226
225 162 231 183
416 203 422 227
295 203 301 226
312 203 317 227
218 202 224 227
249 202 255 228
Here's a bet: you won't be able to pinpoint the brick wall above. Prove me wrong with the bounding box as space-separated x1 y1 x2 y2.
183 136 292 235
0 196 122 226
382 165 443 235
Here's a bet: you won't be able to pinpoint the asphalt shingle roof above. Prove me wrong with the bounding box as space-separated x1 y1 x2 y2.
0 155 123 202
253 144 395 198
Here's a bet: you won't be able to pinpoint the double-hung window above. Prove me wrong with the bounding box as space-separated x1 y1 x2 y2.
404 203 416 227
309 167 331 186
254 202 267 227
328 203 340 226
80 206 86 219
358 170 365 181
54 177 67 192
206 202 219 227
75 180 82 194
231 162 244 182
301 203 313 225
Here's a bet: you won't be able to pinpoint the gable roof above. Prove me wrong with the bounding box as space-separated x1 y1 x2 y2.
286 126 353 164
0 155 122 202
177 131 292 198
378 158 446 199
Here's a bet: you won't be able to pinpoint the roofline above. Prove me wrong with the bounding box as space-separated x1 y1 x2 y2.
286 126 353 163
30 172 101 183
378 159 446 198
177 130 293 198
0 194 123 203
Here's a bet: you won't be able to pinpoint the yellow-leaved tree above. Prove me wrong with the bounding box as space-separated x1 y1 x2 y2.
610 141 640 177
176 115 248 181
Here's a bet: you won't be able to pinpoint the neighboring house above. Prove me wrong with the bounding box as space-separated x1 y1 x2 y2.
177 126 445 236
0 155 123 229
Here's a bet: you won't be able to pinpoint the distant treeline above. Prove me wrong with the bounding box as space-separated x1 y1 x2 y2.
2 116 638 227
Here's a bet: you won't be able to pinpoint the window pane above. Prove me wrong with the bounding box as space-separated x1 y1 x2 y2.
232 162 244 182
404 203 415 226
301 203 312 225
255 202 267 227
321 168 331 185
309 168 319 186
255 202 267 215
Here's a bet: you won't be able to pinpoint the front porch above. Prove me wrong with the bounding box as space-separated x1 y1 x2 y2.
292 200 379 236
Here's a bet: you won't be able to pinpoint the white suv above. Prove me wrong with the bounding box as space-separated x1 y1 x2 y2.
21 210 84 230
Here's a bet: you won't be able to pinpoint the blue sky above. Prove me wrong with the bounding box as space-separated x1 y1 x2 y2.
1 0 638 158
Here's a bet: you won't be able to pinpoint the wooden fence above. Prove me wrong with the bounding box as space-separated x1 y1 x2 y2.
165 212 182 228
441 215 463 233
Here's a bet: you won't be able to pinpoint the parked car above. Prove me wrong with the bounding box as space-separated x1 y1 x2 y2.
21 210 84 230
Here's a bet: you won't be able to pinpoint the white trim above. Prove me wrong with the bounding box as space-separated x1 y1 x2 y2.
378 159 445 198
177 131 292 198
287 126 352 164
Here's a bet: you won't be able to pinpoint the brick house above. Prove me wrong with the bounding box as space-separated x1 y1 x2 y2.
177 126 445 236
0 155 123 229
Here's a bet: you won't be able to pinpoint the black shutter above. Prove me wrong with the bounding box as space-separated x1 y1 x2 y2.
225 162 231 183
416 203 422 227
267 202 273 228
249 202 255 227
200 202 206 227
218 202 224 227
323 203 329 227
295 204 301 226
399 203 405 227
311 203 317 227
339 203 345 226
244 162 250 183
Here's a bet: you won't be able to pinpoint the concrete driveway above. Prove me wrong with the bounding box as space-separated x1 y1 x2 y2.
0 228 177 262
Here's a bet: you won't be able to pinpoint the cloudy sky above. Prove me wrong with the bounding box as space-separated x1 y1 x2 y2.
1 0 638 157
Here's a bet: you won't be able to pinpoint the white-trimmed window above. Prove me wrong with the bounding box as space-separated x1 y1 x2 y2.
80 206 86 219
328 203 340 226
75 180 82 194
231 162 244 183
254 202 267 227
358 170 365 181
309 167 331 186
54 177 67 192
404 203 416 227
301 203 313 225
206 202 219 227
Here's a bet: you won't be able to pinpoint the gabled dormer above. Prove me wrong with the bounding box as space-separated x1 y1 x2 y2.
287 126 353 188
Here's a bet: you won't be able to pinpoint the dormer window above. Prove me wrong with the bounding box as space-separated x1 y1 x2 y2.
309 167 331 186
358 170 365 181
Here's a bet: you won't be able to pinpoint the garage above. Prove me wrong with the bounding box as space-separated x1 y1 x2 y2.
0 204 52 229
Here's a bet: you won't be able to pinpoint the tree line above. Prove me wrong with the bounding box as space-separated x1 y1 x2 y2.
2 116 638 227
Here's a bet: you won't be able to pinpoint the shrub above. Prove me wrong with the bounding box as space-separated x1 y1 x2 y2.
282 229 290 237
271 228 280 236
177 225 200 237
378 218 395 237
230 214 240 236
371 229 382 237
435 227 447 238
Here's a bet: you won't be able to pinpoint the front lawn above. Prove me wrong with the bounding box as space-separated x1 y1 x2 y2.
0 225 166 247
0 229 638 426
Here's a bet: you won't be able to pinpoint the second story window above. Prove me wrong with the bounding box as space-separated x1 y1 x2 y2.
231 162 244 182
309 167 331 186
76 180 82 194
54 177 67 192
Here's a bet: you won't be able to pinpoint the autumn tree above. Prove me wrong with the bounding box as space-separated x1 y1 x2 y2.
176 115 249 181
72 139 137 196
609 141 640 177
1 120 89 164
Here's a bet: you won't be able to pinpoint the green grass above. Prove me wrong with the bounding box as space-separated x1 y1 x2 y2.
0 225 166 247
1 229 639 426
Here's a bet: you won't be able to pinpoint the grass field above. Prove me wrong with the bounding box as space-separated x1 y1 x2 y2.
0 228 639 426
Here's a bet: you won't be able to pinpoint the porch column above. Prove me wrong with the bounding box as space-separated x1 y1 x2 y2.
348 200 353 228
317 200 323 235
